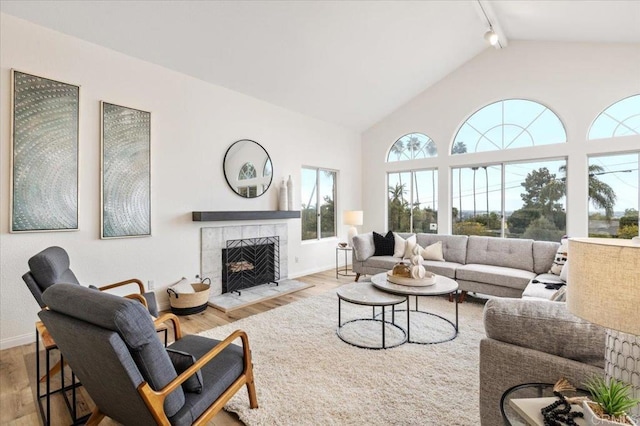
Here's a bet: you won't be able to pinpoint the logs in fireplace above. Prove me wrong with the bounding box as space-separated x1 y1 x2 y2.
222 236 280 295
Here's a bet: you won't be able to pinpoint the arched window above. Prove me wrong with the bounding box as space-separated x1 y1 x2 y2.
452 99 566 154
386 133 437 162
588 94 640 140
263 158 272 177
238 162 256 180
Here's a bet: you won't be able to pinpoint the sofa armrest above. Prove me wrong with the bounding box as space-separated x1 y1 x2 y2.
480 338 604 426
352 233 375 261
483 298 605 367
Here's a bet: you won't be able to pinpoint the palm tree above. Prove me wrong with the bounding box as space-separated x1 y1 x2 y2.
559 164 617 219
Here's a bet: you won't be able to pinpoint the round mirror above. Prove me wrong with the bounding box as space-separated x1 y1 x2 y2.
223 139 273 198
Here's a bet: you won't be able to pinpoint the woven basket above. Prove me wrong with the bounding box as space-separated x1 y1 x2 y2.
167 283 210 315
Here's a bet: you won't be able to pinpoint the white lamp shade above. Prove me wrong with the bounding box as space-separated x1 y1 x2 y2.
567 238 640 335
343 211 363 226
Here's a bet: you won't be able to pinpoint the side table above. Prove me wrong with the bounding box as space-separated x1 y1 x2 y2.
335 246 356 279
336 282 407 349
501 383 590 426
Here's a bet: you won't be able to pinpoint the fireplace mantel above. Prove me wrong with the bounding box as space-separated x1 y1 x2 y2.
192 211 300 222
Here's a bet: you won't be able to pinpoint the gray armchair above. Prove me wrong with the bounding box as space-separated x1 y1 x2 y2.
39 283 258 425
480 298 605 425
23 246 158 316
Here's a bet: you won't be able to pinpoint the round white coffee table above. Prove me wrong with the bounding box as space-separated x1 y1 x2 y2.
370 272 459 344
336 282 407 349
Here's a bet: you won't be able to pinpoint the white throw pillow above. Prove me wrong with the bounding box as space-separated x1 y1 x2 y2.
560 258 569 283
393 233 415 258
421 241 445 261
549 237 569 276
170 277 195 294
405 241 423 259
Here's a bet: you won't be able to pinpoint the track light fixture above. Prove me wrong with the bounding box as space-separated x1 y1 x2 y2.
484 27 498 46
478 1 501 48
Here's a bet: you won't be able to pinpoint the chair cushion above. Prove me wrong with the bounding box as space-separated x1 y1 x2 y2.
28 246 80 290
363 255 397 270
422 261 460 279
456 264 536 290
416 234 468 264
42 284 185 417
168 335 245 426
466 236 534 272
483 298 605 367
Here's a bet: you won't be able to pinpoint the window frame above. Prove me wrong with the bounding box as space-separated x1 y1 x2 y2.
451 156 568 240
386 132 438 163
301 166 337 242
588 94 640 140
386 167 438 233
451 98 567 155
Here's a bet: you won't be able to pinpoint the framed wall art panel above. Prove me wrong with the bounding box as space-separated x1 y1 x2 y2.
10 70 80 232
101 102 151 239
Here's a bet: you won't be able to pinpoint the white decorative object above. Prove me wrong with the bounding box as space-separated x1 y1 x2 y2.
343 210 363 247
278 179 288 211
386 270 435 286
409 245 426 279
287 175 294 211
582 400 637 426
567 238 640 418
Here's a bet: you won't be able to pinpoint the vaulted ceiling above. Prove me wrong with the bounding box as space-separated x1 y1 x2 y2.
2 1 639 131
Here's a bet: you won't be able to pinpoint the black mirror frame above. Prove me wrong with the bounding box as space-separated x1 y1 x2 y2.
223 139 273 199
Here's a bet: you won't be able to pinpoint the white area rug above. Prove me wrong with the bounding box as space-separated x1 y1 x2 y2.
199 288 486 425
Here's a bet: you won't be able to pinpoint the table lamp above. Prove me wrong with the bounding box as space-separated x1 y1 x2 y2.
567 237 640 417
343 210 363 247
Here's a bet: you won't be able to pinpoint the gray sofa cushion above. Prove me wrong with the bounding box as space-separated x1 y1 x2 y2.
533 241 560 274
417 234 468 264
422 261 460 279
352 233 375 261
483 298 606 367
42 283 185 416
466 236 534 272
456 264 536 290
28 246 80 290
363 255 398 269
169 335 245 426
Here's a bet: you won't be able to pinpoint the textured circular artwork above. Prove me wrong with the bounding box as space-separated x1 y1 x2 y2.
101 102 151 238
11 70 79 232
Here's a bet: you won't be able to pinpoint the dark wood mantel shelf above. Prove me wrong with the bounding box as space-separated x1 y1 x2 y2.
192 211 301 221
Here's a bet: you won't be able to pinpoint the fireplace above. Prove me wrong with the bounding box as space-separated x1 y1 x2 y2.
201 224 288 296
222 236 280 295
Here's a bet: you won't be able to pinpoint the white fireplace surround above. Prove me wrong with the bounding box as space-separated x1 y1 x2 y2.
201 224 289 296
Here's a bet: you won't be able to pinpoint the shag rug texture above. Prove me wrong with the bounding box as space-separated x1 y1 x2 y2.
199 288 487 425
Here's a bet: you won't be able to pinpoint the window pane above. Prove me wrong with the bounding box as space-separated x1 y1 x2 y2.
505 160 566 242
412 170 438 233
386 133 437 162
589 95 640 140
301 168 317 240
388 172 411 232
452 165 503 237
319 170 336 238
588 153 639 238
452 99 566 154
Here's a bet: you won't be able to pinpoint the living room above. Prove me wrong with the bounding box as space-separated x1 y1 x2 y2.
1 1 639 425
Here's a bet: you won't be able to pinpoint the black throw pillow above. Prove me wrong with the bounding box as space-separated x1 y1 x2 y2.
373 231 395 256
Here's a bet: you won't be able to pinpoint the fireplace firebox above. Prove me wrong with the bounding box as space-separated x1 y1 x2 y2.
222 236 280 295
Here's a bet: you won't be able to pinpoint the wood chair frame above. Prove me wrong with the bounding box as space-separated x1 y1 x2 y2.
85 313 258 426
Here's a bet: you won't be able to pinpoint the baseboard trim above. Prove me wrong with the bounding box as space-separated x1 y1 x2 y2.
1 332 34 350
288 264 338 279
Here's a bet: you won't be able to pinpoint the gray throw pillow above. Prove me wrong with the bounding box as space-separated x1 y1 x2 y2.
166 348 203 393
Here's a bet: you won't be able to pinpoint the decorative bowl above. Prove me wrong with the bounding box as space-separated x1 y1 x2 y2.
338 242 348 248
386 270 436 287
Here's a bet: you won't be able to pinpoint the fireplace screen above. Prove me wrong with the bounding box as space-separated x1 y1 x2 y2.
222 236 280 295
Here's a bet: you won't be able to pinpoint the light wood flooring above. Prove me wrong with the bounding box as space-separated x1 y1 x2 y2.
0 269 354 426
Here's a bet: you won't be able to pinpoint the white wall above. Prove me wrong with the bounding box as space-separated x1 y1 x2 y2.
0 14 362 348
362 41 640 235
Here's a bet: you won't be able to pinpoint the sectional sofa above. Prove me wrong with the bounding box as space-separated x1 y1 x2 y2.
351 233 562 300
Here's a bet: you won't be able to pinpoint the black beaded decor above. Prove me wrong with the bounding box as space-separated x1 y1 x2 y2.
540 391 584 426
